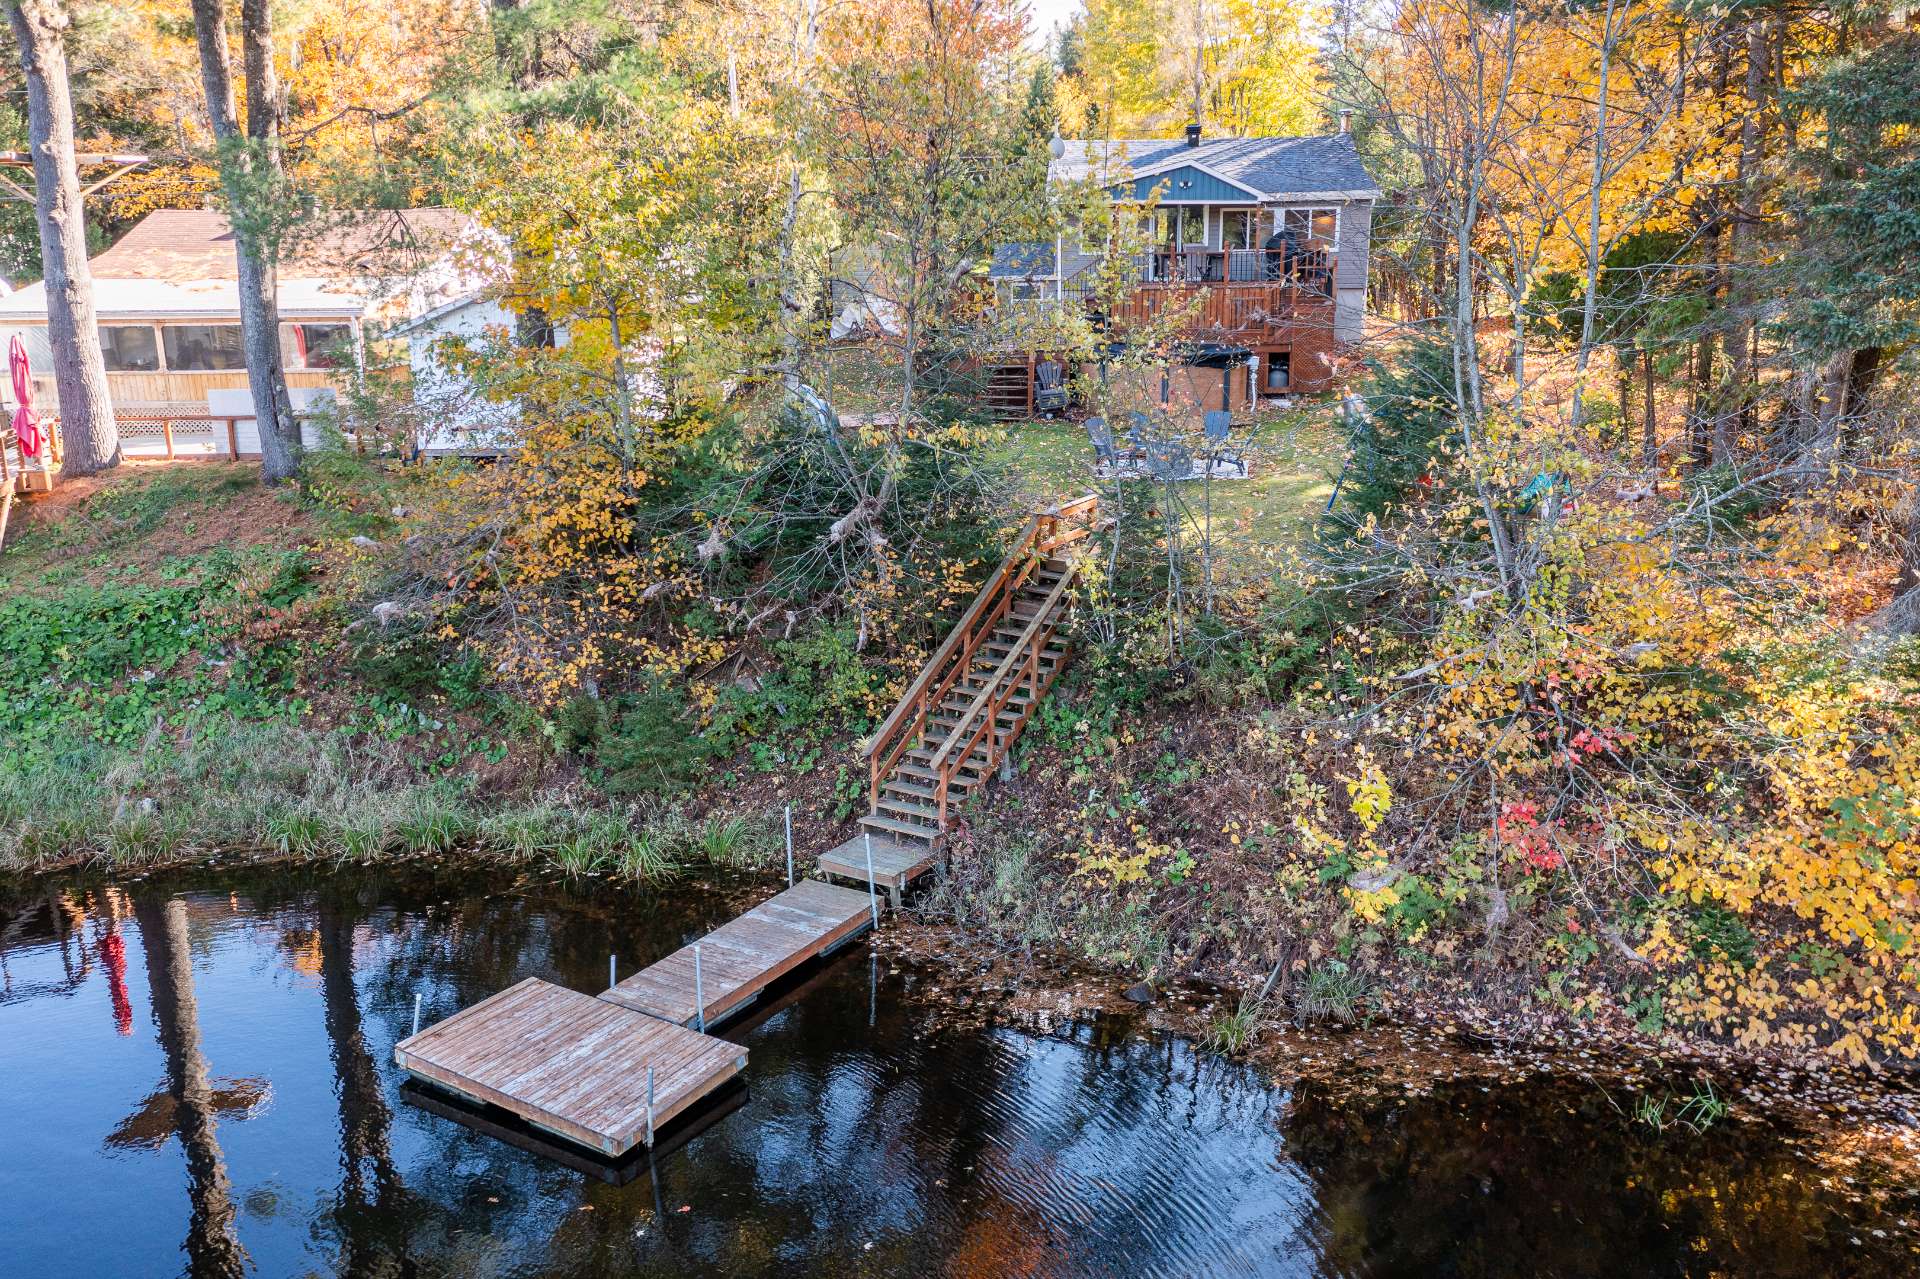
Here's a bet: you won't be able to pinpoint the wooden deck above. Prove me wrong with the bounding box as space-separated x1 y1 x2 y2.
395 978 746 1157
601 879 875 1027
817 833 937 906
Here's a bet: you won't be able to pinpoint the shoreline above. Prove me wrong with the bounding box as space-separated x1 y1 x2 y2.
11 844 1920 1114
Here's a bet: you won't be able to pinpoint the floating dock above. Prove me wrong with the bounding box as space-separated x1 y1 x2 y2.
395 878 891 1158
396 979 744 1156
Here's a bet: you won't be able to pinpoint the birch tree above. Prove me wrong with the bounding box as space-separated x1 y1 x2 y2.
4 0 118 476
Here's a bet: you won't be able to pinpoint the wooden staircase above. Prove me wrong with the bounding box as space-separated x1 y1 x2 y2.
858 496 1100 852
979 355 1034 419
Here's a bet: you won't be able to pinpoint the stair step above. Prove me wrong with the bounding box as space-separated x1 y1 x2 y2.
940 691 1033 713
860 813 943 844
876 796 940 822
931 716 1017 737
904 747 989 771
883 778 938 801
892 761 980 788
976 642 1063 656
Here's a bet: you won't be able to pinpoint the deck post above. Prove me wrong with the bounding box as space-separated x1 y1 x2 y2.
610 954 617 989
864 833 879 928
412 992 421 1037
785 804 793 886
694 943 705 1032
646 1066 656 1146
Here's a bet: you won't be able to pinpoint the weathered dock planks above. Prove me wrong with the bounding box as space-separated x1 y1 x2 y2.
396 978 745 1156
817 832 937 906
600 879 875 1027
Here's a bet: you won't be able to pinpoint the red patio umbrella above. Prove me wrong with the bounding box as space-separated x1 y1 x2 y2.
9 333 41 459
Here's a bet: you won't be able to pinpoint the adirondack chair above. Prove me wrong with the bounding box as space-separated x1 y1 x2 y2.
1033 358 1068 417
1144 437 1193 484
1086 416 1149 477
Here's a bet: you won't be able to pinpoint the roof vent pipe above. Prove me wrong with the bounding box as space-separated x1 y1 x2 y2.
1185 123 1201 148
1338 109 1353 134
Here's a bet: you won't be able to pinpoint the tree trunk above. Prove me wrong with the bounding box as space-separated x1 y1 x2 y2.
1642 347 1657 468
1616 352 1632 443
1723 17 1768 454
5 0 119 477
189 0 301 483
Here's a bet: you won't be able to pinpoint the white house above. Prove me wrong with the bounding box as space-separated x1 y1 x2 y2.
0 207 489 457
386 291 540 455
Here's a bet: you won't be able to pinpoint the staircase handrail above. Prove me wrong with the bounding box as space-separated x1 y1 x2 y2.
929 561 1077 778
860 493 1095 765
860 512 1043 764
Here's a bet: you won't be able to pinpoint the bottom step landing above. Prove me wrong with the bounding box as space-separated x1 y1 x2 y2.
817 831 939 906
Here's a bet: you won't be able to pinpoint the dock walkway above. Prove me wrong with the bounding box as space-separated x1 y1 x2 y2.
601 879 874 1026
396 979 744 1157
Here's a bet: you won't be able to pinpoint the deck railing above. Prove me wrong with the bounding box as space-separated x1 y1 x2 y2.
1132 247 1332 290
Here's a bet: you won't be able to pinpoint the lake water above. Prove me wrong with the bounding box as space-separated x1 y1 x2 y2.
1 862 1914 1277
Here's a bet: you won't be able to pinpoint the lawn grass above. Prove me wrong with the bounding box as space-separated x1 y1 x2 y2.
991 405 1346 547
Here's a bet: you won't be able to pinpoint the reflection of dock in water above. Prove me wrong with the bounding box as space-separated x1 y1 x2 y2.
400 1078 748 1186
395 878 881 1158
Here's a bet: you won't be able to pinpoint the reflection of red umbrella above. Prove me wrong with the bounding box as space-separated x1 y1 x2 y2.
9 334 40 459
99 926 133 1036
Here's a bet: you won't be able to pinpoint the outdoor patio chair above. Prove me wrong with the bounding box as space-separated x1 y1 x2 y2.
1202 409 1250 476
1034 359 1068 417
1144 438 1194 484
1085 416 1118 470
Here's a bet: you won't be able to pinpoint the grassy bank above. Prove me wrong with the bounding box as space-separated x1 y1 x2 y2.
0 720 785 883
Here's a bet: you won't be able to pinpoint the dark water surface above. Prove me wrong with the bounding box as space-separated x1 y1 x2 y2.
1 863 1913 1278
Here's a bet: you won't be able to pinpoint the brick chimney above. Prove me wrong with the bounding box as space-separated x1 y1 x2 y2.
1338 109 1353 134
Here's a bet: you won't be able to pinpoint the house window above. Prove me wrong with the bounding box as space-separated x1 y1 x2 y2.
1265 350 1291 392
1221 208 1261 280
1142 206 1210 281
162 324 246 371
98 324 159 372
1005 279 1058 302
280 322 355 370
1280 207 1340 247
1220 209 1259 250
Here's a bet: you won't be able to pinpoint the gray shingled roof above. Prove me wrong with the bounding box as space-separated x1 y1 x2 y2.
1051 134 1379 200
989 241 1055 278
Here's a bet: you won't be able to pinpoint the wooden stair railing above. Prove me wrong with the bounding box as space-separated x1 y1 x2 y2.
926 564 1076 826
859 495 1099 847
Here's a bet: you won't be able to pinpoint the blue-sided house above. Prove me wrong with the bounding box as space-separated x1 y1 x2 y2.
986 120 1380 410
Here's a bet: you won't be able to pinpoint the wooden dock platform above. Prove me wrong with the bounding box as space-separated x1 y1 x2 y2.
601 879 875 1027
395 978 745 1157
817 832 937 906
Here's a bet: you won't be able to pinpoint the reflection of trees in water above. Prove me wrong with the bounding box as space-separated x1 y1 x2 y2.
1280 1075 1916 1278
313 889 412 1272
132 894 250 1279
